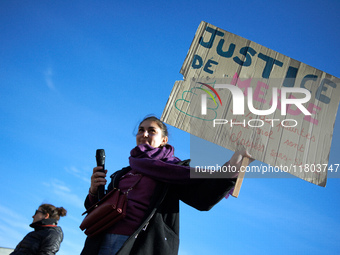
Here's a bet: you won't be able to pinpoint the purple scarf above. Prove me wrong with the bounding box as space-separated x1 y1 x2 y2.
129 144 233 199
129 144 191 184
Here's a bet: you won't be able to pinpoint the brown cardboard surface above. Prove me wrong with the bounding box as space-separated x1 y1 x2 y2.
162 21 340 187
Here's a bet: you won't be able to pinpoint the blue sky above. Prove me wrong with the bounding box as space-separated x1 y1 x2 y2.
1 1 340 254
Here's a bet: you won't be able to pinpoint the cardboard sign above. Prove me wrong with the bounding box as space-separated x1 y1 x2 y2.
161 21 340 187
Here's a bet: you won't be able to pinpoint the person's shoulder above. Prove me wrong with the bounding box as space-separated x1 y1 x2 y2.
109 166 131 179
47 226 63 239
47 225 62 233
108 166 132 189
35 225 62 240
176 159 191 166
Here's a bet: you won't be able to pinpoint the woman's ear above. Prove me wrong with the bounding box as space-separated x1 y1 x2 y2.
161 136 169 146
44 213 50 219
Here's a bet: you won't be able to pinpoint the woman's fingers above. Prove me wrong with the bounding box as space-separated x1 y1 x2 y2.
230 150 254 170
90 167 107 194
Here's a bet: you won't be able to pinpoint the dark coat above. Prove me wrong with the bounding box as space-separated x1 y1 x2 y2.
10 218 63 255
81 161 236 255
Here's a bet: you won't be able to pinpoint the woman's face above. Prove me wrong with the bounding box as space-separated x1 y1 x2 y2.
136 120 168 148
32 207 49 223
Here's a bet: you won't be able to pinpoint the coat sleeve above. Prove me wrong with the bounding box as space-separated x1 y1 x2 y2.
173 159 237 211
84 194 98 210
177 178 236 211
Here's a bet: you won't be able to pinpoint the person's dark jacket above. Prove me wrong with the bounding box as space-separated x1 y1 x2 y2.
10 218 63 255
81 160 236 255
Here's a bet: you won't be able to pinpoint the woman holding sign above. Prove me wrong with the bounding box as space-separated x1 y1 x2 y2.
80 116 252 255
